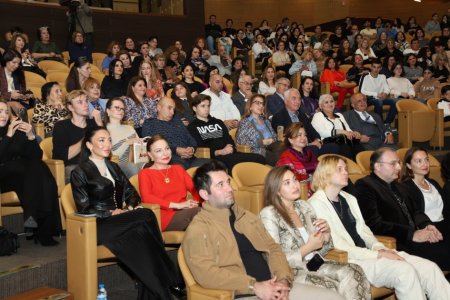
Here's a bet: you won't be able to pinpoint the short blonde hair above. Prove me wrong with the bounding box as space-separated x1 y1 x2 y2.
311 155 346 191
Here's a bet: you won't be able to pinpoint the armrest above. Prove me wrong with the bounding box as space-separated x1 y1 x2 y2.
142 203 161 230
43 159 65 196
375 235 396 249
34 123 45 140
236 144 251 153
324 249 348 263
195 147 210 159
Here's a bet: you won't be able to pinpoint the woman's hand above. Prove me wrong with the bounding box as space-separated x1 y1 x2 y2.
262 138 274 145
173 199 199 210
306 231 325 251
11 90 25 100
191 91 199 97
127 137 144 145
6 119 21 137
313 219 331 242
111 208 127 215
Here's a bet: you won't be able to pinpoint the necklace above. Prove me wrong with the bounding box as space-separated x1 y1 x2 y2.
156 166 171 183
327 195 343 219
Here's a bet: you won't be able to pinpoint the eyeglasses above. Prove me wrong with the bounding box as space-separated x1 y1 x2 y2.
378 160 401 167
112 106 125 112
252 101 264 106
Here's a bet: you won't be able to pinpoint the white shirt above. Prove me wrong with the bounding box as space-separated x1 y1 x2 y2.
201 88 241 121
387 77 415 98
4 69 14 93
298 227 314 260
416 180 444 222
258 81 276 95
355 110 376 124
361 73 390 98
437 99 450 118
252 42 272 58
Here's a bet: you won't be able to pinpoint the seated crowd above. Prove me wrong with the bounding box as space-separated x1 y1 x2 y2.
1 11 450 300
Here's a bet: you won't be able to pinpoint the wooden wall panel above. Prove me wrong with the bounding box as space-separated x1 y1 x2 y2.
0 0 204 52
204 0 448 29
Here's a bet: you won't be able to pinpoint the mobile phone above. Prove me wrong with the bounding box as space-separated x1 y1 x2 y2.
306 253 324 272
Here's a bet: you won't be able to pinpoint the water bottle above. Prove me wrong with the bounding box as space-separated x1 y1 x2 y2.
97 283 107 300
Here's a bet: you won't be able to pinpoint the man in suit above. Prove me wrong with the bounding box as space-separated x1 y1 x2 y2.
343 93 396 150
231 75 252 115
355 148 450 270
266 77 290 116
271 88 339 157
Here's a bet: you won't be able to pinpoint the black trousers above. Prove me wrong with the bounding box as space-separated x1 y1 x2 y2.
97 209 178 300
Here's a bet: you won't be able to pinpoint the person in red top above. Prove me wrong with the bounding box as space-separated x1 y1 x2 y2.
138 134 200 231
276 123 317 195
320 57 356 109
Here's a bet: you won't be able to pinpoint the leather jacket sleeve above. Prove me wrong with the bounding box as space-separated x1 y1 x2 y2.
114 162 141 208
70 166 113 218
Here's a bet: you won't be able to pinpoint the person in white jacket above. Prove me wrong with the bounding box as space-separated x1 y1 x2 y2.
309 155 450 300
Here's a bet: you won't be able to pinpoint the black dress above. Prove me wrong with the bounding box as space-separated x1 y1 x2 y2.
0 127 61 240
70 159 177 300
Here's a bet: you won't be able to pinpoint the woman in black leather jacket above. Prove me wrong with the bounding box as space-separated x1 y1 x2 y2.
70 126 177 300
0 100 60 245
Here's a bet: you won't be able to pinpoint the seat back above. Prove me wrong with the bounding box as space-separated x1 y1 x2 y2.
46 71 69 87
40 137 53 160
355 150 374 174
38 60 70 73
232 162 272 188
339 64 353 73
396 99 430 112
92 52 107 71
24 71 46 87
90 72 105 84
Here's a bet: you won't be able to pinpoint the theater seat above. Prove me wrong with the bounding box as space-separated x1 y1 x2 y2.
178 248 233 300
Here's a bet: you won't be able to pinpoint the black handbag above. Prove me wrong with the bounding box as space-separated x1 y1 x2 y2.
0 226 19 256
322 134 349 145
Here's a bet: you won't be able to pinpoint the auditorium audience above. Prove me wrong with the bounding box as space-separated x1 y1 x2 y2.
31 26 62 62
82 77 107 123
65 56 92 92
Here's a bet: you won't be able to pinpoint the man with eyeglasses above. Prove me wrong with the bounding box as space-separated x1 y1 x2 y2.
231 75 253 115
354 147 450 270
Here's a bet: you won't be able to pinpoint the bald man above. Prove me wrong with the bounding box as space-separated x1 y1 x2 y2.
142 97 209 169
201 74 240 129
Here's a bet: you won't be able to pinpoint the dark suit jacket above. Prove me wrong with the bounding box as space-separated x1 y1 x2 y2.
231 91 246 116
0 65 26 101
355 173 432 250
343 109 387 150
271 107 321 143
266 93 285 116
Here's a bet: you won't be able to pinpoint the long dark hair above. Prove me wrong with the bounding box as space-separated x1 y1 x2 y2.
41 81 59 104
263 165 296 228
80 126 109 162
126 76 147 106
66 57 90 92
400 147 429 182
108 59 123 77
171 82 193 113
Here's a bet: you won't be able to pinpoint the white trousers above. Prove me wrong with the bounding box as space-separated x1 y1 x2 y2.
354 251 450 300
238 282 345 300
